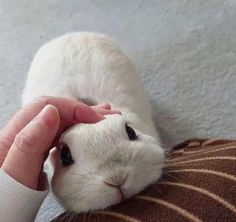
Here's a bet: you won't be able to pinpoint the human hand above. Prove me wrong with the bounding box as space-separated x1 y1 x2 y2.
0 96 120 190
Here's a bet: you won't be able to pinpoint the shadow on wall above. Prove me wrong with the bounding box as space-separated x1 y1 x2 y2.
151 102 196 149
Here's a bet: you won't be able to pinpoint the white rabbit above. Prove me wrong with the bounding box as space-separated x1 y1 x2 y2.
22 32 165 213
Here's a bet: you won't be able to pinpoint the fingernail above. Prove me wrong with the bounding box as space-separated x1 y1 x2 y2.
74 104 105 123
37 105 59 127
111 110 122 115
102 103 111 109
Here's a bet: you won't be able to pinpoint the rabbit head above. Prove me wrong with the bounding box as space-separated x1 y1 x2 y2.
52 114 164 212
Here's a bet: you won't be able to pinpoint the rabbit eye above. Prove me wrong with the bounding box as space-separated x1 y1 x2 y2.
60 144 74 166
125 124 137 140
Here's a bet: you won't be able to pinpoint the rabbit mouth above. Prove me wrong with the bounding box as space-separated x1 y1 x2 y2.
116 187 126 202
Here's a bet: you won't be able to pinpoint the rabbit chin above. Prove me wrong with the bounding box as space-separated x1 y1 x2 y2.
52 163 163 213
52 185 132 213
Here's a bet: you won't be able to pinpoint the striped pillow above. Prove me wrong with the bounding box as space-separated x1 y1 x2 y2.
53 139 236 222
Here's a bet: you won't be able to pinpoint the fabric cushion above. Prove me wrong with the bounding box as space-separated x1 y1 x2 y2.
53 139 236 222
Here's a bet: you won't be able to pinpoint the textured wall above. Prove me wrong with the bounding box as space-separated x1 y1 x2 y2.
0 0 236 148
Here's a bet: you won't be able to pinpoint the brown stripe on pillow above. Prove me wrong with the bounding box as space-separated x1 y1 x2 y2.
53 139 236 222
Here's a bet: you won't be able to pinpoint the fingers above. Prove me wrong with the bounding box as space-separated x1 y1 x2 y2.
40 97 105 124
92 107 122 115
93 103 111 110
0 96 104 150
92 103 121 115
1 105 60 190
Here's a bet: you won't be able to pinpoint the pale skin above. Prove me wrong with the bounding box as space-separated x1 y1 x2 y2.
0 96 120 191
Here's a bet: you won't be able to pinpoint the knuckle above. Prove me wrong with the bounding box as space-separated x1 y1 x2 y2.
0 129 13 148
14 131 34 152
0 135 12 149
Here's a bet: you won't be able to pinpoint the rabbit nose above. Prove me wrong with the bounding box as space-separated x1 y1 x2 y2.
104 174 128 188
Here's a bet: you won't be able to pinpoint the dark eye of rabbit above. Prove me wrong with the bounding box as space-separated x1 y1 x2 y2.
125 124 137 140
60 144 74 166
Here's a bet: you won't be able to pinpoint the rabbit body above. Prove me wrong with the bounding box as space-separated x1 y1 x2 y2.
22 33 164 212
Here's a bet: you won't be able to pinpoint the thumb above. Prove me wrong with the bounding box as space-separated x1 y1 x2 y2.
1 105 60 190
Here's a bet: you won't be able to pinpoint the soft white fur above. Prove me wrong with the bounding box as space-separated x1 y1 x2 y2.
22 32 165 212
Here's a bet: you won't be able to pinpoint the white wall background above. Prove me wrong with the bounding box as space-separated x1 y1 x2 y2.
0 0 236 148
